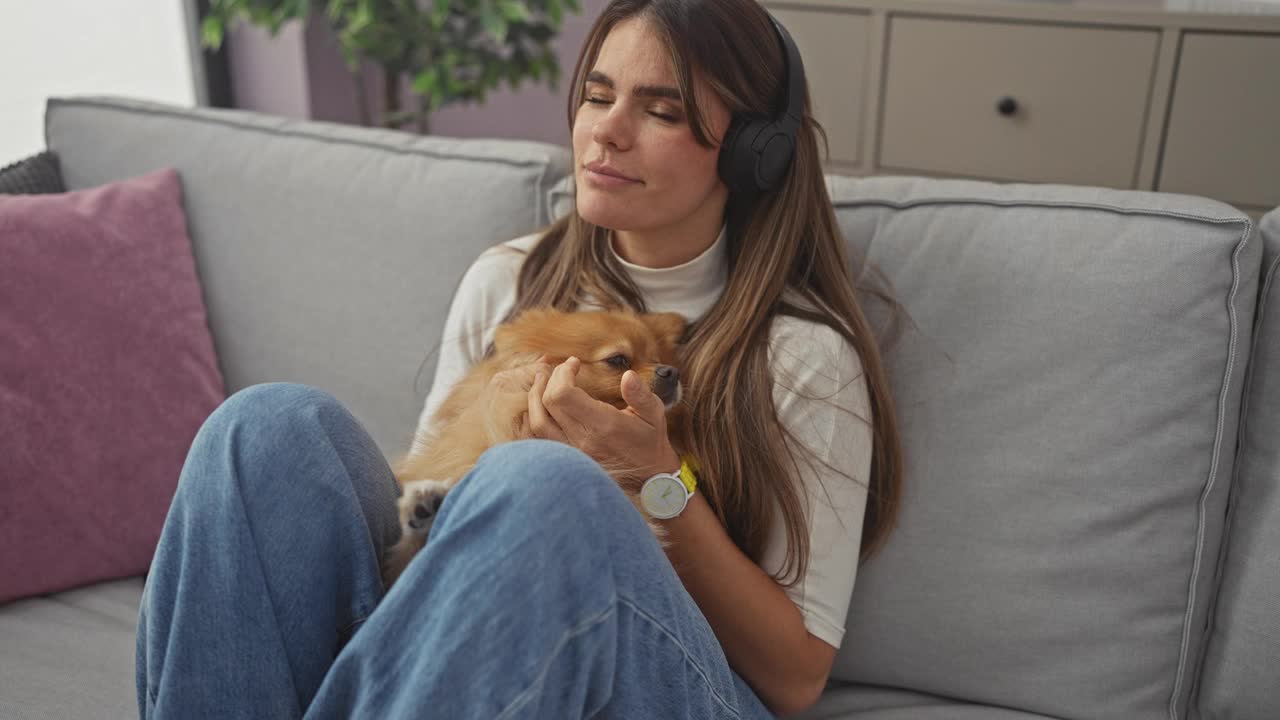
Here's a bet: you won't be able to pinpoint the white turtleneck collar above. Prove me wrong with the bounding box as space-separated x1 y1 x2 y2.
608 224 728 323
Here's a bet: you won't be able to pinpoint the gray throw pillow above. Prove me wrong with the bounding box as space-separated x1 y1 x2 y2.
0 151 66 195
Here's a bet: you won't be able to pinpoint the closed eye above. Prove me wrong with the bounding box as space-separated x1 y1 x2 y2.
584 97 679 123
605 354 631 369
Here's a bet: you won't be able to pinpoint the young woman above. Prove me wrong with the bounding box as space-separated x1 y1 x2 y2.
135 0 904 717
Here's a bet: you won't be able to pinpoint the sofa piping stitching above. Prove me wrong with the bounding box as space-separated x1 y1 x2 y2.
45 97 557 172
1167 216 1253 720
534 159 552 228
549 187 1248 229
830 196 1250 228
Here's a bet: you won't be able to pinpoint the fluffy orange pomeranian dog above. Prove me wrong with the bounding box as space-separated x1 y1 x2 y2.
382 307 688 587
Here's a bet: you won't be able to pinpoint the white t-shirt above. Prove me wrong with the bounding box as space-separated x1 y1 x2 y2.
414 226 873 650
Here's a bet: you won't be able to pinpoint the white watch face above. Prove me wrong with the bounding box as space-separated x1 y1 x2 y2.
641 474 688 519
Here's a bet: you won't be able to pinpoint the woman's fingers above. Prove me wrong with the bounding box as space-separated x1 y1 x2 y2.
509 356 602 446
492 358 555 393
527 368 568 442
542 357 597 441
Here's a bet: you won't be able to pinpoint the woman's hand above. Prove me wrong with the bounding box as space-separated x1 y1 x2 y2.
475 355 554 435
525 356 680 492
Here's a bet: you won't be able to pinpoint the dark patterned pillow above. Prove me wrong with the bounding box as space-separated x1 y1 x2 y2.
0 151 66 195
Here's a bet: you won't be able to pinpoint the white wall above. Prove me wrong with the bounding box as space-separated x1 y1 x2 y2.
0 0 200 166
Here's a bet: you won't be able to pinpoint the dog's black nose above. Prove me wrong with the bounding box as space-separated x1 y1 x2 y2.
655 365 678 381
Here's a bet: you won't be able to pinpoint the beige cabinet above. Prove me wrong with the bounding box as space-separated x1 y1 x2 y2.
764 0 1280 217
1159 32 1280 210
880 17 1158 187
769 7 872 167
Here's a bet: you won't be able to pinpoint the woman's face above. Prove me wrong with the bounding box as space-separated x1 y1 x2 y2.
572 16 731 234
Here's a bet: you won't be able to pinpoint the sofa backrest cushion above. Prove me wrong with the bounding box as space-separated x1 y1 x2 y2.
1195 206 1280 719
551 173 1262 718
45 96 572 458
823 177 1259 720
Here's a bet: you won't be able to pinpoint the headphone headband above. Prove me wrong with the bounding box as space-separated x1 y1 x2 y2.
717 12 808 196
770 15 806 135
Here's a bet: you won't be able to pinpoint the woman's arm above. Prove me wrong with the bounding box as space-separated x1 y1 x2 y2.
662 319 872 716
656 485 836 717
527 361 835 714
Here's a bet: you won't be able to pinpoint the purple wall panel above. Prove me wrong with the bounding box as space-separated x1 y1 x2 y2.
226 1 606 147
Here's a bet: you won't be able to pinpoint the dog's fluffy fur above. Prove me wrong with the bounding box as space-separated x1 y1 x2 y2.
382 308 687 588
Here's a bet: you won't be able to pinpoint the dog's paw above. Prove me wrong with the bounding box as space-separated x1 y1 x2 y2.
399 479 451 539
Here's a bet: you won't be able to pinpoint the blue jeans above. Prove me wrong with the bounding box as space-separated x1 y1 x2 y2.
136 383 775 719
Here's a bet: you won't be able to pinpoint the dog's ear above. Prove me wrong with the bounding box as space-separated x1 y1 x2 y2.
644 312 687 346
494 304 570 356
494 308 557 353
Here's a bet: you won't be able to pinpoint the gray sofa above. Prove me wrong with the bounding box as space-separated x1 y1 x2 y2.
2 95 1277 720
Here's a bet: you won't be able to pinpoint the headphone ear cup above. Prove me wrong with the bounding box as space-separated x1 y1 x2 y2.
717 14 805 198
754 126 795 191
717 116 771 195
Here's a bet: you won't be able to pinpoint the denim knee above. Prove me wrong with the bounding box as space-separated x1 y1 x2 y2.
200 382 353 453
187 383 338 486
458 439 620 520
187 381 400 550
215 382 341 425
194 382 385 488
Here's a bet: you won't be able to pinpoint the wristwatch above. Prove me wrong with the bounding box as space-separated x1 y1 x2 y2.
640 454 699 520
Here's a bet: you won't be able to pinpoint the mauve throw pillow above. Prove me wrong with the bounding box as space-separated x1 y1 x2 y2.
0 167 225 603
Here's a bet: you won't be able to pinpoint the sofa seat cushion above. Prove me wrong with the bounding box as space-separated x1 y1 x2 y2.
0 577 143 720
800 682 1060 719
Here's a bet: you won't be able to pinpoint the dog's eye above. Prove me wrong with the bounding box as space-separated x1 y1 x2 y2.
605 354 631 369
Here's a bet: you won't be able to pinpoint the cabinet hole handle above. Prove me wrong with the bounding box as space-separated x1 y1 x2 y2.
996 96 1019 116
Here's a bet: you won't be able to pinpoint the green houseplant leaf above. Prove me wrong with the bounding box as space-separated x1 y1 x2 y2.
199 0 581 132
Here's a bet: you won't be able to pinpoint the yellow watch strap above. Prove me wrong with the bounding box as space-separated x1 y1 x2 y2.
678 454 699 494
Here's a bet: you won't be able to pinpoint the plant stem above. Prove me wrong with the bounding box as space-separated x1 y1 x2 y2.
383 66 401 128
352 64 371 127
416 94 430 135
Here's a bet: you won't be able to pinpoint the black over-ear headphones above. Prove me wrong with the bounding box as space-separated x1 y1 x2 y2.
716 13 807 196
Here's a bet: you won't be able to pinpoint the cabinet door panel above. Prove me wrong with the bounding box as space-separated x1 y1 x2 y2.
880 16 1158 187
1160 32 1280 209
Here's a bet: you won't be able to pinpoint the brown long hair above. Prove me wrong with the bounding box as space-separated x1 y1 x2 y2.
494 0 906 584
